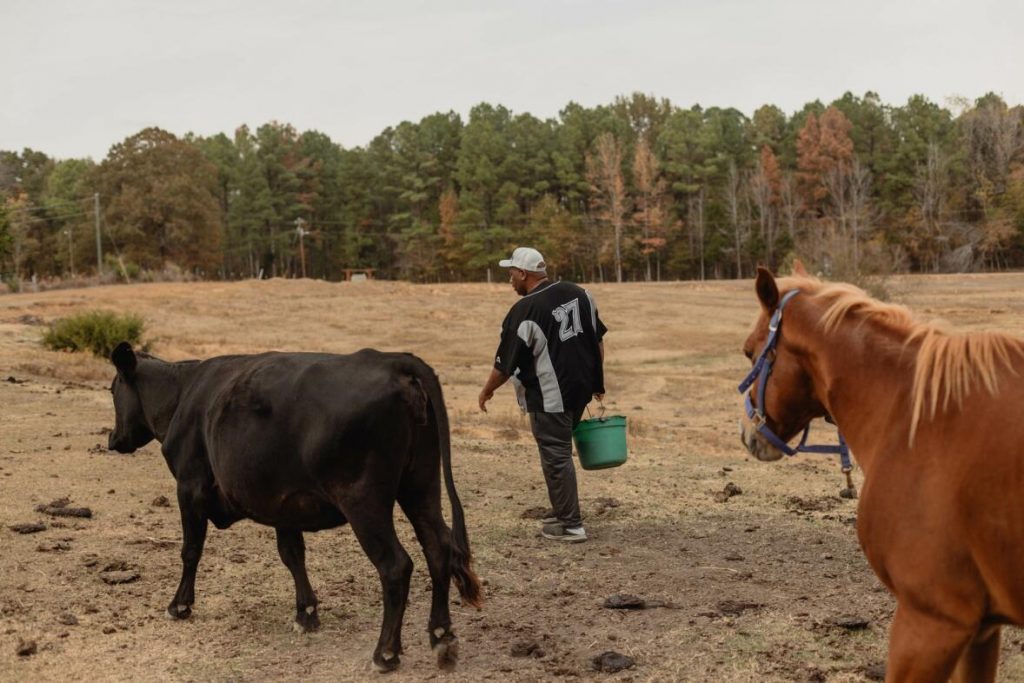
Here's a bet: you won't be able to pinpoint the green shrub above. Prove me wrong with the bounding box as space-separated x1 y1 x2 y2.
42 311 145 357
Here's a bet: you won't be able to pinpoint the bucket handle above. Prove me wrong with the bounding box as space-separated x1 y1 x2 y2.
585 398 607 421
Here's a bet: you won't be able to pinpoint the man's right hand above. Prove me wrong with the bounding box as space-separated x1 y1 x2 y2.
478 388 494 412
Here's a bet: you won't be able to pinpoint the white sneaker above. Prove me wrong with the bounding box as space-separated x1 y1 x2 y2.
542 523 587 543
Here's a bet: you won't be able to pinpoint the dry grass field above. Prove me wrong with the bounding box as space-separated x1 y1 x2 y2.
2 274 1024 682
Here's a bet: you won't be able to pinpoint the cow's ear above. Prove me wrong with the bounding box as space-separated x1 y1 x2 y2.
755 266 779 312
111 342 137 378
792 259 809 277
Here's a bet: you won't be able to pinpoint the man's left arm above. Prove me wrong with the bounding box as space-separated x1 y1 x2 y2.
478 367 509 412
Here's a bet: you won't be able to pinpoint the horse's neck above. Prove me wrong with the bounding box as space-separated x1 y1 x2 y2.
795 306 915 475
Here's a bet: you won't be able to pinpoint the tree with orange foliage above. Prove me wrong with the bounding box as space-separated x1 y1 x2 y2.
796 107 854 215
796 107 873 272
437 186 460 278
632 136 672 281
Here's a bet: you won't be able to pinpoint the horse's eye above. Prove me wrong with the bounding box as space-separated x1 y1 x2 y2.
744 348 754 360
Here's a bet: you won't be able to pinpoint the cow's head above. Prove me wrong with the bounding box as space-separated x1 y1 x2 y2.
108 342 155 453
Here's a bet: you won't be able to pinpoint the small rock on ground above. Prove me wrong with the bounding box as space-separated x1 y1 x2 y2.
716 599 762 617
36 540 72 552
591 651 635 673
831 614 870 630
35 497 92 518
100 570 140 585
603 594 646 610
713 482 743 502
510 640 543 658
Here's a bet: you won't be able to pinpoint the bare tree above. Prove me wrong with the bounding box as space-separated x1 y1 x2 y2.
724 160 744 278
847 158 872 272
749 147 782 268
914 142 949 271
824 156 873 272
4 194 40 288
780 171 799 244
587 132 628 282
962 99 1023 200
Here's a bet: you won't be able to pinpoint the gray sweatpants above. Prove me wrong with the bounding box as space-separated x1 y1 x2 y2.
529 407 586 529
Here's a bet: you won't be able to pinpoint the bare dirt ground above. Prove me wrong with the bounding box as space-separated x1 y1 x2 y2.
2 274 1024 682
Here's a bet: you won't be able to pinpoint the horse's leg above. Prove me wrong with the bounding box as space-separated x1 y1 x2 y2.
275 528 320 633
951 625 1001 683
398 486 457 670
885 604 973 682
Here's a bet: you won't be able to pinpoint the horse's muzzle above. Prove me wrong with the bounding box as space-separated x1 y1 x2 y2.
739 416 785 462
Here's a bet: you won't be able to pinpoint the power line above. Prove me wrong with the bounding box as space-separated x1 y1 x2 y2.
12 210 91 225
3 196 93 214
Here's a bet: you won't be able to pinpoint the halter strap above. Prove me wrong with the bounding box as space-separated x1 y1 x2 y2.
738 289 852 471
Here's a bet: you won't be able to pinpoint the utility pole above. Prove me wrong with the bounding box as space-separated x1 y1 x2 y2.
94 193 102 274
64 228 75 277
294 217 308 279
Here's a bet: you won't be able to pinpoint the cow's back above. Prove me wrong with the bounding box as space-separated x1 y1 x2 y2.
171 349 427 528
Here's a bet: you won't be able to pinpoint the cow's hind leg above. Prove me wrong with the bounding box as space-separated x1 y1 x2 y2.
167 490 209 619
344 502 413 673
276 528 320 633
399 491 457 670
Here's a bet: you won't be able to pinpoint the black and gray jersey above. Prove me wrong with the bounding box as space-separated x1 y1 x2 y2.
494 280 607 414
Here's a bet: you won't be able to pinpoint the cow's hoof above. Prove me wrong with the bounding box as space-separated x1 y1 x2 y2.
292 606 320 633
432 631 459 670
373 650 401 673
165 603 191 620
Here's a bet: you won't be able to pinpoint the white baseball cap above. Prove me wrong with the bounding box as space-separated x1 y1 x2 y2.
499 247 547 273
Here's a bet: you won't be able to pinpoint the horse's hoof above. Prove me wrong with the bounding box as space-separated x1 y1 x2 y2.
292 607 320 633
165 603 191 620
373 650 401 673
432 632 459 670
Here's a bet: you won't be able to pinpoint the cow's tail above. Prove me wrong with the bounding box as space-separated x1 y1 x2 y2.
408 358 483 609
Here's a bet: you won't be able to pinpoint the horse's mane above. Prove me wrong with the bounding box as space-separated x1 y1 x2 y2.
781 274 1023 440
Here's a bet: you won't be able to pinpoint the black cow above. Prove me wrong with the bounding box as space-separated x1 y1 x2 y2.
107 342 482 672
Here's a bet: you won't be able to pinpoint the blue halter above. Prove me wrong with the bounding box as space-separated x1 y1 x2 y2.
738 289 852 472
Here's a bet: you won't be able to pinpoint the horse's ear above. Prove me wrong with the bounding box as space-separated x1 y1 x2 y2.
111 341 137 378
792 259 809 277
755 266 780 311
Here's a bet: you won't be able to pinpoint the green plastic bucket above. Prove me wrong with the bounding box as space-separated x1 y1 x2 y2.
573 415 628 470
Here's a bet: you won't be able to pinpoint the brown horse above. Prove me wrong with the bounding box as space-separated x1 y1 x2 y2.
739 264 1024 682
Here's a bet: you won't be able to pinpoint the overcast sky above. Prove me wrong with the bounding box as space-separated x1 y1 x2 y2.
5 0 1022 160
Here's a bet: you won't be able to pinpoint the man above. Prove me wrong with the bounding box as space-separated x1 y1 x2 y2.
478 247 607 543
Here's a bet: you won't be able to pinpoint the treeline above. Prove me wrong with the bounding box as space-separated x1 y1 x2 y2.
2 91 1023 286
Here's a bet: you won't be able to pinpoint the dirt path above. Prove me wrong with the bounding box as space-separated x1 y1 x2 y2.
2 275 1023 681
